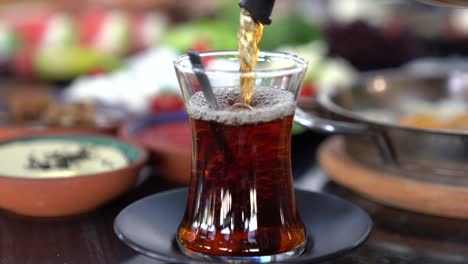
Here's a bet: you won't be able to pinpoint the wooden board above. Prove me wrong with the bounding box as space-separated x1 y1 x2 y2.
319 136 468 219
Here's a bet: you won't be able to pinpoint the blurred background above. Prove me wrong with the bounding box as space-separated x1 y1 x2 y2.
0 0 467 132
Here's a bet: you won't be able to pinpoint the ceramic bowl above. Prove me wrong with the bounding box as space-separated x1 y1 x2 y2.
119 112 191 185
0 133 148 217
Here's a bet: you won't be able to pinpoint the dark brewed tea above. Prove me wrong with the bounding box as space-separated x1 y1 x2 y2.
177 87 306 257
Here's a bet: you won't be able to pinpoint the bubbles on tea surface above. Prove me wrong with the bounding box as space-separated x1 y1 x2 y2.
188 87 295 125
229 103 254 111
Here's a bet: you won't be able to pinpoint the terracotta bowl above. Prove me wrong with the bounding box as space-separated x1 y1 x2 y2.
119 112 191 185
0 126 117 140
0 133 148 217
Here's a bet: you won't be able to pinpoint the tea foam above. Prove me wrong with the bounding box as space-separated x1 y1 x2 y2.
188 87 296 125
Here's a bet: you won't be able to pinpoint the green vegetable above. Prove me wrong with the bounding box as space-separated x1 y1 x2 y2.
261 15 322 51
0 26 18 64
162 20 237 52
292 122 307 135
278 41 328 83
35 47 122 80
163 2 322 53
217 1 244 31
49 15 77 49
98 14 131 56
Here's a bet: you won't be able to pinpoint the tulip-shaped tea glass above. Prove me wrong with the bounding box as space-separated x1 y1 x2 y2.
174 51 308 262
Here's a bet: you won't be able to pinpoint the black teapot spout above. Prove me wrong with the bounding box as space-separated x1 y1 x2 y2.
239 0 275 25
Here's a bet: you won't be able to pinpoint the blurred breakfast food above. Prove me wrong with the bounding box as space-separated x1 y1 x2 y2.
358 99 468 131
63 48 181 114
399 112 468 130
0 0 467 145
399 100 468 130
118 112 191 184
62 2 358 114
41 101 97 127
0 4 169 80
2 0 468 130
4 88 124 128
8 89 52 123
0 140 129 178
0 133 147 217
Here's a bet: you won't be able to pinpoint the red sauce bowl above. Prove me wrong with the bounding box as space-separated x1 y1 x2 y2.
119 112 191 185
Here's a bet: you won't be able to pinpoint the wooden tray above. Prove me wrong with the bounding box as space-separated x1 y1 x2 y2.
318 136 468 219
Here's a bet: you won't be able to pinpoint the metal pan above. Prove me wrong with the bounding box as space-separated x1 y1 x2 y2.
295 71 468 185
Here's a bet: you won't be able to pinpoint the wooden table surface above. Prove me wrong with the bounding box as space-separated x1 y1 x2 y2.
0 175 178 264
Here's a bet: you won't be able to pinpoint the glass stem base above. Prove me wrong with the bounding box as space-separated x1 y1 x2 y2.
177 239 306 263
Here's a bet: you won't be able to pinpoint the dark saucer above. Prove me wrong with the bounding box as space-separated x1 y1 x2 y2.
114 188 372 263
